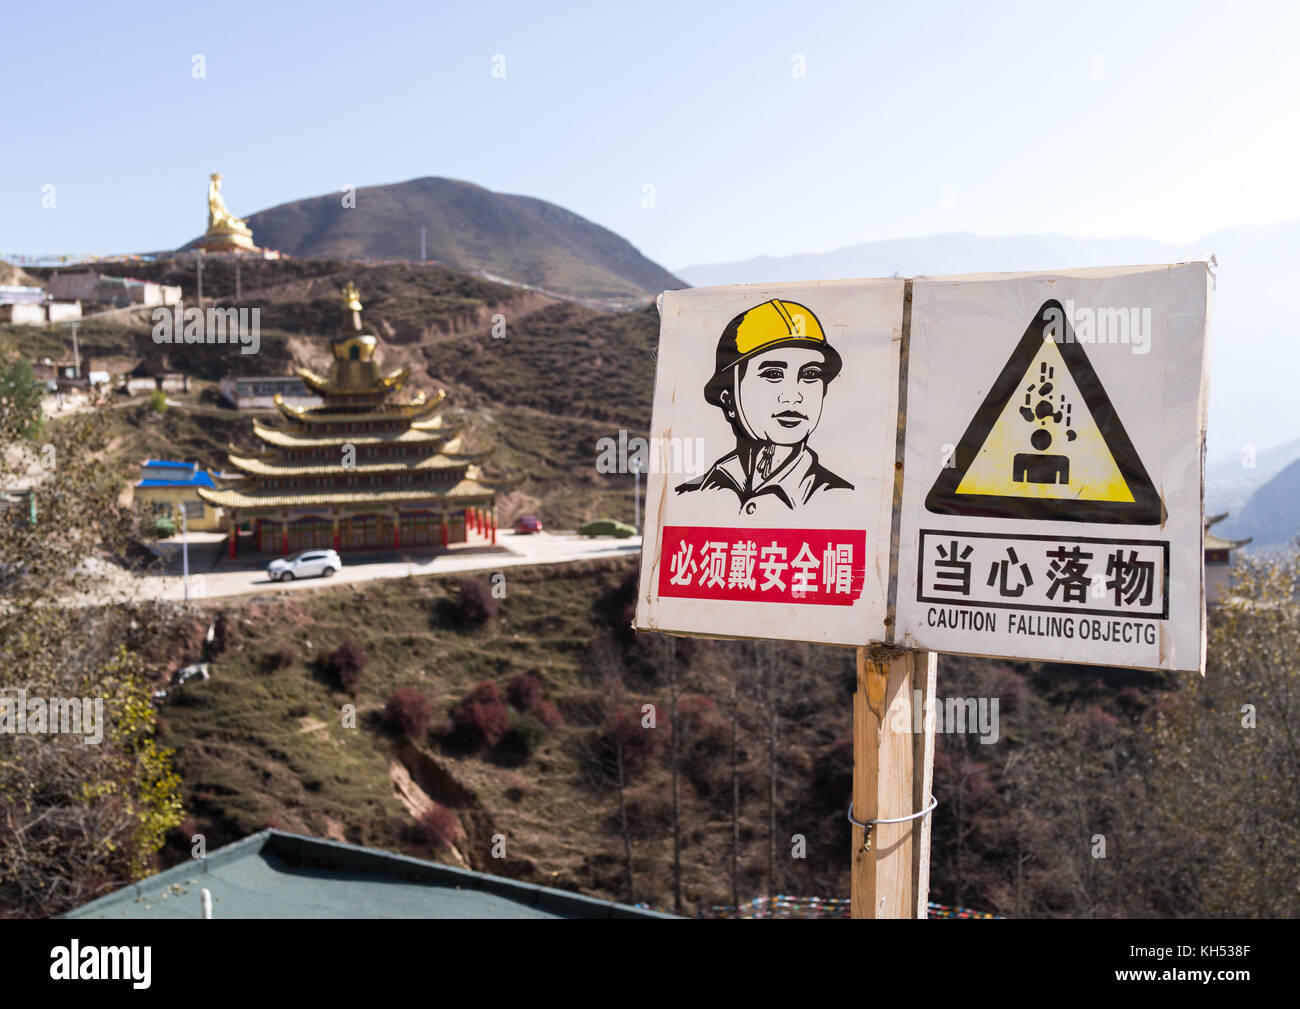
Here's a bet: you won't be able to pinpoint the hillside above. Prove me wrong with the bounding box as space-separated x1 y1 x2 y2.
133 555 1292 918
210 177 685 303
7 257 659 527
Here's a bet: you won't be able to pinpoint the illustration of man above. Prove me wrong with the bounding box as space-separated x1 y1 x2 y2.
675 298 852 513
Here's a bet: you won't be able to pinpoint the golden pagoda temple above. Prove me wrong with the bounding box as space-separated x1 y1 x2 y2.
200 284 499 557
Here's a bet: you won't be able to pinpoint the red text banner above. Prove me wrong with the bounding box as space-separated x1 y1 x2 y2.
657 526 867 605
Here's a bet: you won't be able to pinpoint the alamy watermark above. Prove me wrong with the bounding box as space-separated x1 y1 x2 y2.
596 430 705 475
888 691 1000 744
151 301 260 355
50 942 150 988
0 687 104 744
1043 299 1151 355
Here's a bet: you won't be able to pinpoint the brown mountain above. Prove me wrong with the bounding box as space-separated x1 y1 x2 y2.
224 177 684 303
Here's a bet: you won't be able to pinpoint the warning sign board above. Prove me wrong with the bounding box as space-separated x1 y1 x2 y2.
634 280 903 647
895 264 1210 672
925 300 1162 525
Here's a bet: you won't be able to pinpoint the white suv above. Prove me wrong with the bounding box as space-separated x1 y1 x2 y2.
267 549 341 581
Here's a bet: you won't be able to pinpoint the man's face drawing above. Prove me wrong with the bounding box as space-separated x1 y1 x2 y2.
733 347 827 446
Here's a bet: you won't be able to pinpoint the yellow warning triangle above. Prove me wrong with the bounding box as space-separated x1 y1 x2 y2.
926 300 1162 525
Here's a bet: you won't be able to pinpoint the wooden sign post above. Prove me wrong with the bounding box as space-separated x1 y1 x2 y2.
851 646 936 919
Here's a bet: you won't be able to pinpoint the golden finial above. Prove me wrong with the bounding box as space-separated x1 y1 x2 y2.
342 283 363 313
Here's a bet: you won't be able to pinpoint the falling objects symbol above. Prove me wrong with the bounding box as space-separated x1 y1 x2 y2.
1012 358 1071 485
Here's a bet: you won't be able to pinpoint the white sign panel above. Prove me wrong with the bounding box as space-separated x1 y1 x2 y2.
894 264 1211 672
635 280 903 647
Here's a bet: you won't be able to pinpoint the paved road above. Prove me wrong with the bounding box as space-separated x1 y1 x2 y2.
134 530 642 602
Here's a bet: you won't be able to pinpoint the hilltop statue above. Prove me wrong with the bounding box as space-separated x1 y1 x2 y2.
197 172 257 253
207 173 248 231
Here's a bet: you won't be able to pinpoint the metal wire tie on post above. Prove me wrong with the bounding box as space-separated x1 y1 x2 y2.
847 795 938 852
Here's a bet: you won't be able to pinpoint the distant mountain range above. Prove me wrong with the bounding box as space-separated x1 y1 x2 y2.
1214 454 1300 550
678 222 1300 467
197 177 685 303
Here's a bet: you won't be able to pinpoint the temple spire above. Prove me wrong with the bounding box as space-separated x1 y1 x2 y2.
341 282 364 334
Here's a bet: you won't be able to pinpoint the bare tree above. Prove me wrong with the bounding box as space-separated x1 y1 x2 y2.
666 636 682 915
583 635 637 903
749 640 779 908
730 672 741 910
0 408 183 917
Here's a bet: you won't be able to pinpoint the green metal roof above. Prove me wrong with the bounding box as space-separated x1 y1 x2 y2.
64 830 675 920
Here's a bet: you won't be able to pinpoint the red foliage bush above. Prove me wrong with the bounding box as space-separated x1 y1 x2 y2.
602 706 666 776
416 803 461 850
383 687 435 738
506 672 565 729
326 635 367 693
532 698 564 730
1084 705 1120 736
449 681 511 748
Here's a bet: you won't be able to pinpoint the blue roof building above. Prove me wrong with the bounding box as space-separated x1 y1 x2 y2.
134 460 225 530
136 460 217 488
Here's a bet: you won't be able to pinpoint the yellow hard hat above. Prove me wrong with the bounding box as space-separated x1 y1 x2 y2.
704 299 841 406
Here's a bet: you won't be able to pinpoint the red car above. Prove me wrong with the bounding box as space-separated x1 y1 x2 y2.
514 515 543 534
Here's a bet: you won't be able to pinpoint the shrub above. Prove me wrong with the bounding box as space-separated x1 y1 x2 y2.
498 711 547 760
531 698 564 730
325 635 367 693
506 672 544 712
449 681 510 748
263 644 297 672
506 672 564 729
150 515 176 538
148 388 168 413
449 578 498 627
416 803 461 851
383 687 435 738
600 706 666 778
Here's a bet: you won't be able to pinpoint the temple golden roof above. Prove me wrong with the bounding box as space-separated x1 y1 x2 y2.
251 416 462 448
274 389 445 424
298 365 410 396
226 448 486 477
198 476 497 510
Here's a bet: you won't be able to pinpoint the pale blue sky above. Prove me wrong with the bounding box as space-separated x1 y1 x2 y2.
4 0 1298 269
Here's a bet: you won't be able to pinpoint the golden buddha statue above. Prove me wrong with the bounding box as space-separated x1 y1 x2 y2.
199 172 256 252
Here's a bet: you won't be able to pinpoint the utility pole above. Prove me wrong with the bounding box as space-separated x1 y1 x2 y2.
69 322 81 377
631 458 641 534
420 226 426 263
181 501 190 608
